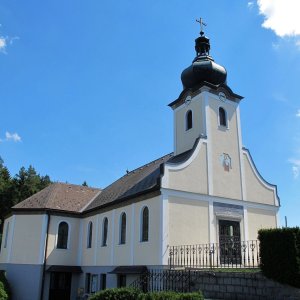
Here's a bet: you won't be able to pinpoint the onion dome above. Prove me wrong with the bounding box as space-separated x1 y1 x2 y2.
181 24 227 89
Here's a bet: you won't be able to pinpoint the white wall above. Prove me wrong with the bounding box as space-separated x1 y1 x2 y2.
80 196 162 267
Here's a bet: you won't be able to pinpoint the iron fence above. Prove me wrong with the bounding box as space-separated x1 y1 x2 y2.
168 240 260 269
130 269 193 293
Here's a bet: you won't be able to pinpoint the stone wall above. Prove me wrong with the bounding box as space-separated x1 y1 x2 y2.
191 271 300 300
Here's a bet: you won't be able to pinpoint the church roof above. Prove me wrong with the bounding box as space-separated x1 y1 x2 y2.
13 183 101 213
12 147 198 215
84 153 173 212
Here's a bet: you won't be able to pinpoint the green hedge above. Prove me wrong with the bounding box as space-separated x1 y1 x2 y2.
137 291 203 300
0 272 10 300
258 227 300 287
89 288 203 300
89 288 140 300
0 282 8 300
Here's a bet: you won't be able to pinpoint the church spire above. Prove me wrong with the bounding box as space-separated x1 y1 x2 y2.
194 18 210 58
180 19 227 89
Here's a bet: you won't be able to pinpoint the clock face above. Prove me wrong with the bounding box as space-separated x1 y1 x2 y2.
218 92 226 102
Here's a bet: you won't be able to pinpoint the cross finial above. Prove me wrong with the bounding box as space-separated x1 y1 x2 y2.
196 17 207 36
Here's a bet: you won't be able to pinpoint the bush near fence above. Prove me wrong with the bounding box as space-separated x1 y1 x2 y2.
89 288 204 300
0 271 11 300
258 227 300 287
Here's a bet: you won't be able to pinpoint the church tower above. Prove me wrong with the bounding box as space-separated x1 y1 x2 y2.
168 22 245 200
162 22 279 252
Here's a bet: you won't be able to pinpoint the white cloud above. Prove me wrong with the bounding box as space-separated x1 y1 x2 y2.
257 0 300 37
0 35 19 54
0 37 7 53
292 166 299 179
296 109 300 117
289 158 300 179
5 131 21 142
247 2 254 9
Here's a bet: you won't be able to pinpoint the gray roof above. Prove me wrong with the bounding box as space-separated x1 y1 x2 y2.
13 141 201 214
84 153 173 212
13 183 101 213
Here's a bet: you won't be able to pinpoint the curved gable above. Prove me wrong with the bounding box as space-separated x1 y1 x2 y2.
243 148 280 206
162 137 208 194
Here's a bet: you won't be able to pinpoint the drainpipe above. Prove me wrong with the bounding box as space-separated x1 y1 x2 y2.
40 211 51 300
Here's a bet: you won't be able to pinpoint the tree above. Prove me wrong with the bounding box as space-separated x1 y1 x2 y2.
0 159 51 230
82 181 88 187
0 164 14 226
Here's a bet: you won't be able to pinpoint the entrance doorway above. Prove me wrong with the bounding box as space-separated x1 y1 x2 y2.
49 272 72 300
218 220 241 264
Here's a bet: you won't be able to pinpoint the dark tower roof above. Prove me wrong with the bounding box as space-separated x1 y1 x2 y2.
181 24 227 89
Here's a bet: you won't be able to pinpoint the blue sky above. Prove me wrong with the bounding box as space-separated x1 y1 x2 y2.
0 1 299 227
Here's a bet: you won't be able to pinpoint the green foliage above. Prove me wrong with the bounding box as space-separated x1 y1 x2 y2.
138 291 203 300
0 271 11 300
258 227 300 287
89 288 140 300
89 288 203 300
0 159 51 230
0 282 8 300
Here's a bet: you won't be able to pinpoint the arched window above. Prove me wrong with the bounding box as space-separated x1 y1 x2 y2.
87 221 93 248
141 207 149 242
120 213 126 245
57 221 69 249
186 110 193 130
219 107 227 127
102 217 108 247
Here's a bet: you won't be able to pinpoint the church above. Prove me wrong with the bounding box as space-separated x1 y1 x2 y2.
0 24 280 300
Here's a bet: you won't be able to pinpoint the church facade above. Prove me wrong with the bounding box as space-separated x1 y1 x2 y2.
0 27 280 300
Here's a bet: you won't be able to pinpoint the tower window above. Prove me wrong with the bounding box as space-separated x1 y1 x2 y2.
219 107 227 127
141 206 149 242
120 212 126 244
57 221 69 249
186 110 193 130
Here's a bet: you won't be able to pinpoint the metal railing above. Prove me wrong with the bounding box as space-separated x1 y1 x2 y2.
130 269 193 293
168 240 260 269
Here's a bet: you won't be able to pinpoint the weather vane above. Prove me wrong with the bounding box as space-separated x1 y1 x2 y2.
196 17 207 36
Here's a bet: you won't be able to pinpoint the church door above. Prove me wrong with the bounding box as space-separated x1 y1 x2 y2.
218 220 241 265
49 272 72 300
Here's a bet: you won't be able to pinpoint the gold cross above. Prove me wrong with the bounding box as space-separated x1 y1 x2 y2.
196 17 207 35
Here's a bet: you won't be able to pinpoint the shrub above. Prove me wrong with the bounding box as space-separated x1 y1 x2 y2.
258 227 300 287
0 272 10 300
89 288 140 300
140 291 203 299
89 288 203 300
138 291 178 300
0 282 8 300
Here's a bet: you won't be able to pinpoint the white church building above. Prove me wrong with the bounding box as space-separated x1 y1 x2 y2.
0 26 280 300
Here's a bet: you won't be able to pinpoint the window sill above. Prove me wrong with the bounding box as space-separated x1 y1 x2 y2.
55 247 69 251
218 125 229 131
140 240 149 244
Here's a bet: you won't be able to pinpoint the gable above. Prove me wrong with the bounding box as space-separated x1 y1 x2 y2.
162 138 208 194
243 149 279 206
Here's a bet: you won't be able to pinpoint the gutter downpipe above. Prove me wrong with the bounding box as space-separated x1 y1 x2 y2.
40 211 51 300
